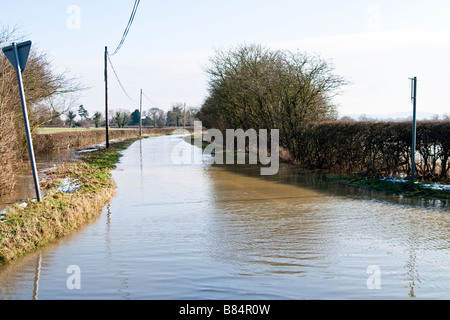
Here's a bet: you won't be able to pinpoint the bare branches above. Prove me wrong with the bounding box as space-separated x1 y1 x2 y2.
199 44 349 159
0 27 85 194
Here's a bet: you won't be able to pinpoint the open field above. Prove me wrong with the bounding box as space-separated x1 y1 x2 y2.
36 127 104 134
36 127 145 134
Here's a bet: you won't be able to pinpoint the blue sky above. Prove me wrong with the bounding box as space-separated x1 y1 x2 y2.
1 0 450 118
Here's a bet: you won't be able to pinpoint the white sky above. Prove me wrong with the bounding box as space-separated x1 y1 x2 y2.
1 0 449 118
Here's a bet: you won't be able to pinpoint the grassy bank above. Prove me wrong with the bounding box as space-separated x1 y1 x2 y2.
329 175 450 200
0 137 142 265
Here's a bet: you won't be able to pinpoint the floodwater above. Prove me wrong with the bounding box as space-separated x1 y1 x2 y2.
0 149 82 211
0 142 106 211
0 135 449 300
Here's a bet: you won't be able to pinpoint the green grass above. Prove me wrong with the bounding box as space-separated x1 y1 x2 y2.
82 139 137 170
329 175 450 200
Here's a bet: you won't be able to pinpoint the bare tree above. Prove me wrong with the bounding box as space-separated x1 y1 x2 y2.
148 107 161 127
199 43 348 159
0 27 84 194
32 93 79 129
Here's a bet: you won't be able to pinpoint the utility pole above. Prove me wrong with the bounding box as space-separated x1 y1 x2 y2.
140 89 143 136
410 76 417 183
183 102 186 130
104 46 110 148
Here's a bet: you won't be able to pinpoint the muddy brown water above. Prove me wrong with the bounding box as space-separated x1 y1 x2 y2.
0 135 449 300
0 143 103 211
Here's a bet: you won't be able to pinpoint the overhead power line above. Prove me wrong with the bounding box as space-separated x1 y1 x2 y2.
142 91 159 108
110 0 141 56
107 55 133 101
103 1 140 148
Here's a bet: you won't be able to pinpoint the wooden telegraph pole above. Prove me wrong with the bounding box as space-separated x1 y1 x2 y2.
140 89 143 136
104 46 110 148
183 102 186 130
410 77 417 183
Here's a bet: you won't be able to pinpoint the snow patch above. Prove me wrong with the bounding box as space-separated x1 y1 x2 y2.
0 209 6 222
58 178 81 193
0 202 28 222
381 177 450 191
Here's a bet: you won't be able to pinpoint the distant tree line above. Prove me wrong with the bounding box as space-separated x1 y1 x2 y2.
340 113 450 122
50 103 200 129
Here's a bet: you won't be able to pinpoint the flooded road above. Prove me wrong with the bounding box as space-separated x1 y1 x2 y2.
0 135 449 300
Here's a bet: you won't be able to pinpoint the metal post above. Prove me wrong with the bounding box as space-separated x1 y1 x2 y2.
410 77 417 183
12 43 42 202
105 46 110 148
140 89 143 136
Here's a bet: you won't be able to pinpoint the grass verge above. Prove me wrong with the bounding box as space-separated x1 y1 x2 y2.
0 137 142 266
329 175 450 200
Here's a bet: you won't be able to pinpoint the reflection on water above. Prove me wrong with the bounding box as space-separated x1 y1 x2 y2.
32 255 42 301
0 135 449 300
